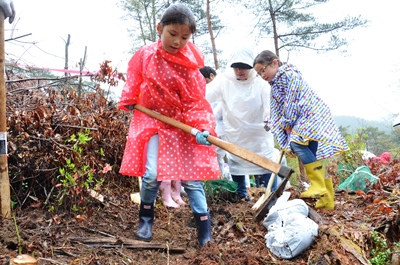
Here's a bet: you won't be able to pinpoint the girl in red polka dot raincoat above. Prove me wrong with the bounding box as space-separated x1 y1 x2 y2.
118 3 220 248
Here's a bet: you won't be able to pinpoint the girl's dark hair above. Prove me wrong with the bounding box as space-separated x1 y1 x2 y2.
160 3 197 33
253 50 283 67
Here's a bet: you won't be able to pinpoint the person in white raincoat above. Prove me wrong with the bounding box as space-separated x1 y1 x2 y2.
200 66 227 176
206 47 276 201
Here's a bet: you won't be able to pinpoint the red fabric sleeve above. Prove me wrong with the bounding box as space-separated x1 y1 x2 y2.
118 49 144 112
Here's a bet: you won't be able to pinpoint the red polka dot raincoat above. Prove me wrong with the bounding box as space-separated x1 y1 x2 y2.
118 40 220 181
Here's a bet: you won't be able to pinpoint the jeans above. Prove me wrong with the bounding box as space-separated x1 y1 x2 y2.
231 175 248 198
255 173 277 191
290 141 318 165
141 134 208 213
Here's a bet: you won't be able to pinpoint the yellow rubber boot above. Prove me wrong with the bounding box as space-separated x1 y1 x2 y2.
300 161 327 198
315 178 335 210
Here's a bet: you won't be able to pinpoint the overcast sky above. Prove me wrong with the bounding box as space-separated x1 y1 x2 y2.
4 0 400 124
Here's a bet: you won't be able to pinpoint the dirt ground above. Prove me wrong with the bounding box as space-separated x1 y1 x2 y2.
1 69 399 264
1 180 397 265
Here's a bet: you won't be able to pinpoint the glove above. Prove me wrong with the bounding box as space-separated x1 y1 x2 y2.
195 131 211 146
0 0 15 24
263 121 270 132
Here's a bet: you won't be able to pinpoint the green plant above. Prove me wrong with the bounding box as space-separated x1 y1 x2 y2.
11 200 18 209
13 214 22 254
394 241 400 250
337 130 369 182
54 129 109 213
96 147 105 160
286 156 300 187
369 230 391 265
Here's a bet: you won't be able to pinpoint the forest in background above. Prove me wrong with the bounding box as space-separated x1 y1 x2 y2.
333 115 400 159
335 115 394 134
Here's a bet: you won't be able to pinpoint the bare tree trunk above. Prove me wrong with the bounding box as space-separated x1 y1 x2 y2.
206 0 219 69
78 46 87 98
64 34 70 77
63 34 71 101
268 0 279 57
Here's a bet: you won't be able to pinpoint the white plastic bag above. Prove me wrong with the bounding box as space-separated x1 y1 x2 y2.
263 192 319 259
265 212 318 259
263 194 308 228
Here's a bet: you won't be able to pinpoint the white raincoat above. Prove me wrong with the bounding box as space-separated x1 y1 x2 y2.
206 48 275 175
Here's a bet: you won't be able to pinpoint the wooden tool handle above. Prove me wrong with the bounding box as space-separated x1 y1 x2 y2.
134 104 293 178
265 151 285 194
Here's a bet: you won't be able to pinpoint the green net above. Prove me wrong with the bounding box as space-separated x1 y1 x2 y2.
338 165 379 192
202 179 238 198
249 176 257 187
337 162 358 183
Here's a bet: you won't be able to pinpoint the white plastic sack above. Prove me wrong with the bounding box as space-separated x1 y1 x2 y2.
263 194 308 228
262 192 318 259
265 212 318 259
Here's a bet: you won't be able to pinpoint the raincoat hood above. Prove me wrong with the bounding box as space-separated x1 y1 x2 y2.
228 47 254 69
225 47 257 83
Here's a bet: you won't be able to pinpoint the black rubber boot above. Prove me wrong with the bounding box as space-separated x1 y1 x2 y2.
135 202 154 242
193 211 212 248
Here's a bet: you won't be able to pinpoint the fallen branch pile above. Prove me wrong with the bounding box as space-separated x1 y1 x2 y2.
5 69 132 210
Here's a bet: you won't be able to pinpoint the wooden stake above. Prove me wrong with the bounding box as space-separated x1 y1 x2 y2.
0 11 11 218
252 151 285 211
